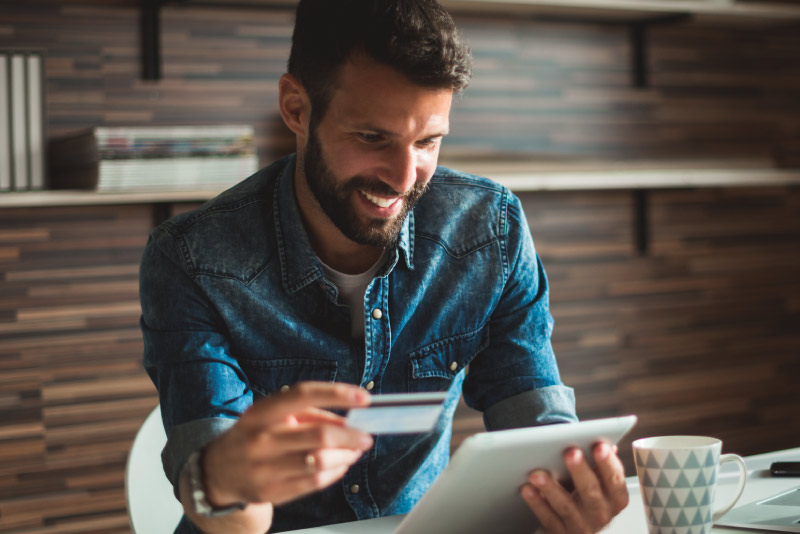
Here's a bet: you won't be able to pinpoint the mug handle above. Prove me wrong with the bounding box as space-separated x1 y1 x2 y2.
713 453 748 521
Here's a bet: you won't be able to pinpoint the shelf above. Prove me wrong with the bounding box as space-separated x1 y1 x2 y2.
450 161 800 191
0 189 218 208
3 162 798 209
171 0 800 21
440 0 800 21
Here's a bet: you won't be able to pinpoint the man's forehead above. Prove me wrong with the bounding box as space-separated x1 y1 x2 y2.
326 57 453 133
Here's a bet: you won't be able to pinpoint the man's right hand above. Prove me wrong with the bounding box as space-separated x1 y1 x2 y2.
184 381 374 533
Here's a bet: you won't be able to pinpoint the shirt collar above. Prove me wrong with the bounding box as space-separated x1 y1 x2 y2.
273 154 415 294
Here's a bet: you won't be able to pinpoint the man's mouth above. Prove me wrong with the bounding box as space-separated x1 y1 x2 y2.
360 189 401 209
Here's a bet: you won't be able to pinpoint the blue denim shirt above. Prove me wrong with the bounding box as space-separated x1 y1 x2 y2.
139 154 577 533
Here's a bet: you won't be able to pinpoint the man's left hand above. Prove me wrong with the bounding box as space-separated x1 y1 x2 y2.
520 442 629 534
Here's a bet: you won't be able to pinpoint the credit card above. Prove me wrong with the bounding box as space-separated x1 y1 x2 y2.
346 392 448 434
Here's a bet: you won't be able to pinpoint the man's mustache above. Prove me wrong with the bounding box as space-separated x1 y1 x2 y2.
345 176 428 198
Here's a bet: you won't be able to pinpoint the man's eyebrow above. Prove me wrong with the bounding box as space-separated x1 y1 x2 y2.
349 124 450 138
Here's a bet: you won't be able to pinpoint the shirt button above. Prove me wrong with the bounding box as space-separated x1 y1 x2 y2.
350 484 360 494
280 384 290 393
365 381 375 391
449 361 458 371
371 308 383 320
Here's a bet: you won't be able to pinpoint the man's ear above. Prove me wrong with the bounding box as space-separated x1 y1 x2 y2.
279 73 311 141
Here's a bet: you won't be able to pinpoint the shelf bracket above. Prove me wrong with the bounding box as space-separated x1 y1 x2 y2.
153 202 172 227
629 13 692 89
633 189 648 256
141 0 163 80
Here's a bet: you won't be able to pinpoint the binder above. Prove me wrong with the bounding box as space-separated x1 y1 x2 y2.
27 53 44 190
10 53 28 190
0 51 46 192
0 55 10 191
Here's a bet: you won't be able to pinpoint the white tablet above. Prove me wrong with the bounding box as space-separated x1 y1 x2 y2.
395 415 638 534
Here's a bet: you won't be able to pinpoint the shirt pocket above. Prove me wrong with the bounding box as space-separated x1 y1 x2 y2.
239 358 338 398
407 328 488 393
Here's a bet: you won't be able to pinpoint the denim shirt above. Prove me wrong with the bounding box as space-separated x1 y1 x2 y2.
139 154 577 533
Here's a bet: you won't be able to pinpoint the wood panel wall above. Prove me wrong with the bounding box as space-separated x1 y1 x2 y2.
0 2 799 533
1 2 799 164
0 205 155 533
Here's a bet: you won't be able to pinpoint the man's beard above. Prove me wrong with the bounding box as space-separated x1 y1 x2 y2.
303 128 428 248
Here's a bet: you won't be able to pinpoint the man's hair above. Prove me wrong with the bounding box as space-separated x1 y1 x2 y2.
288 0 472 124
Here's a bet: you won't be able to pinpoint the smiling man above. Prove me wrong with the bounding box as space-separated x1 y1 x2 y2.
139 1 629 533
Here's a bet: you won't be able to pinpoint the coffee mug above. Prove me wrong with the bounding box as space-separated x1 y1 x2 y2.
633 436 747 534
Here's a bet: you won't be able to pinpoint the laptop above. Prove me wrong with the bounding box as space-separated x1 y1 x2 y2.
716 485 800 532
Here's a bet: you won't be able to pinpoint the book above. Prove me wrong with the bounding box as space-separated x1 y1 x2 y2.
49 125 259 192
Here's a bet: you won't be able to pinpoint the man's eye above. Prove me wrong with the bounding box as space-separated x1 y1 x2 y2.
358 133 383 143
417 137 440 148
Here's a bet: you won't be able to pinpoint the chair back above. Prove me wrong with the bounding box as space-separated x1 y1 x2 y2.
126 404 184 533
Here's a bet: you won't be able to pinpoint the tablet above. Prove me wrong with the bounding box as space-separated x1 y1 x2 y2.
394 415 638 534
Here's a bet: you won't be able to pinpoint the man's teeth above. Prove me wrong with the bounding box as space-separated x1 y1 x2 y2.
362 191 398 208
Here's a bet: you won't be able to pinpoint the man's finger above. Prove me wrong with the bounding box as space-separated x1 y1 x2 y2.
292 406 348 425
593 442 629 514
271 422 373 452
520 483 566 534
528 468 590 534
564 447 612 528
269 465 351 506
243 382 370 426
277 448 366 478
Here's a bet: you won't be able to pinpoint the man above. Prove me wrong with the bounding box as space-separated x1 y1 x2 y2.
139 1 629 533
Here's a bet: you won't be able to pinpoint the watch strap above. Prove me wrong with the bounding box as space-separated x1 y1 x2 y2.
186 449 247 518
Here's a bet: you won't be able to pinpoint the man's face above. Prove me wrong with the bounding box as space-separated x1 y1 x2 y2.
299 55 453 248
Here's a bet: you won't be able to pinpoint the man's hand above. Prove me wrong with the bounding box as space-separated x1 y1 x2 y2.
520 442 629 534
194 382 374 532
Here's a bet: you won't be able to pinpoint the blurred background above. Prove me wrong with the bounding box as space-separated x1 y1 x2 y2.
1 1 799 532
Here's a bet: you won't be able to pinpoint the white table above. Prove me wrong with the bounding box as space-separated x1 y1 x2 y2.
287 447 800 533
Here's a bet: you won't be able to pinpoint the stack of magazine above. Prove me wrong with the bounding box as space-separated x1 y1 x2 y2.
49 125 259 192
1 50 46 192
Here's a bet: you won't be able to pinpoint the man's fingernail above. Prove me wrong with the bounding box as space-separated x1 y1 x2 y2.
596 442 610 460
359 434 373 448
566 447 582 465
521 485 536 499
530 470 548 487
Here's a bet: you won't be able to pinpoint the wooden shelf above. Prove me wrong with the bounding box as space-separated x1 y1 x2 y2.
449 160 800 191
0 189 218 208
174 0 800 21
440 0 800 21
3 162 798 209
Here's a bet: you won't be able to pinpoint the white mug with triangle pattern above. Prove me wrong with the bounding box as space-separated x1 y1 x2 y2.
633 436 747 534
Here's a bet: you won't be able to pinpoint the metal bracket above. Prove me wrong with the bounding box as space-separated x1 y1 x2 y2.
629 13 692 89
141 0 163 80
633 189 648 256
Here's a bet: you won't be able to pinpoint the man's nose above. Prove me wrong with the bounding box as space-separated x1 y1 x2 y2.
381 146 417 195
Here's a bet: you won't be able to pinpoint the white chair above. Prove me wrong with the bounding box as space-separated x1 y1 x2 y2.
126 404 184 533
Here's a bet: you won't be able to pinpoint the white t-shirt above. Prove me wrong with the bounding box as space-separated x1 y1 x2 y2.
320 251 386 339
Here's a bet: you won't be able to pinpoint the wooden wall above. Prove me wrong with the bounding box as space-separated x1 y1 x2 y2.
0 2 799 533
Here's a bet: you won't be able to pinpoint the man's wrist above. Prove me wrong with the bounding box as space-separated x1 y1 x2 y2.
187 449 247 518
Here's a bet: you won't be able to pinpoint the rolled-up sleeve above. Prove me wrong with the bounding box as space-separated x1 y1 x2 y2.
483 386 577 430
140 226 252 496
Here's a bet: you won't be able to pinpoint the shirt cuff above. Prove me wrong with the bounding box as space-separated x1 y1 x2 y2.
483 385 578 431
162 417 237 499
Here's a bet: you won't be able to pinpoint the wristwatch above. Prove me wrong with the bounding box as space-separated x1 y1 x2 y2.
186 449 247 518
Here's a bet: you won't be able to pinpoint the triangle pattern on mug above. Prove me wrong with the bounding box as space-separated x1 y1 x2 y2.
636 448 719 534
